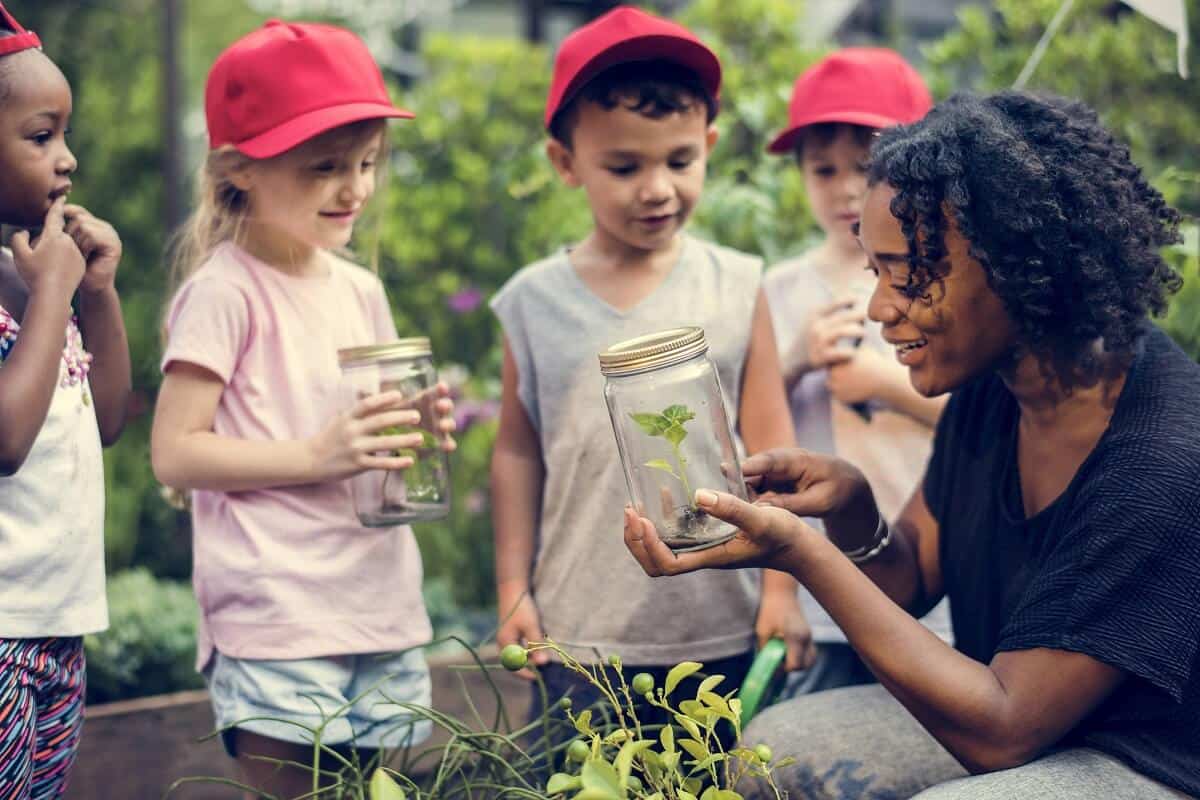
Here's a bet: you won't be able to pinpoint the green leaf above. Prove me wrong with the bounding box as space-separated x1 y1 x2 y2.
691 753 726 773
701 789 742 800
679 791 699 800
697 674 725 695
574 790 622 800
664 661 704 697
369 769 407 800
604 729 630 746
679 739 708 761
729 698 743 724
674 713 703 742
643 458 680 478
662 404 695 423
574 709 595 736
663 423 688 447
660 723 675 753
548 773 581 794
580 758 623 797
699 691 731 715
629 412 669 436
615 739 654 783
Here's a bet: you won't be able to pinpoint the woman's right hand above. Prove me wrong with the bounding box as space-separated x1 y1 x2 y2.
307 391 429 482
804 298 866 370
742 448 875 527
10 197 85 298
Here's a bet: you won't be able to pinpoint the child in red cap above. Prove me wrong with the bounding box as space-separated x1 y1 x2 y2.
762 48 952 696
490 4 807 745
0 3 132 795
151 20 456 798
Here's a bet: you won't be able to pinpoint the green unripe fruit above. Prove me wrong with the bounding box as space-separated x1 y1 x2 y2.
608 654 622 669
557 696 573 710
566 739 590 763
500 644 528 671
631 672 655 696
754 744 773 764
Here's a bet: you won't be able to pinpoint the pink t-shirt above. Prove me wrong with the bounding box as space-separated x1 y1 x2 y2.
162 242 431 668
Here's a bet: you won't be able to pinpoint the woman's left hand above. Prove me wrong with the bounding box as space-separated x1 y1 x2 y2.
431 381 458 453
623 489 820 577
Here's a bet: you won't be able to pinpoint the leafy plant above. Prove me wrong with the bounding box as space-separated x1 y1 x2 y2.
630 405 698 505
83 569 203 704
170 638 787 800
378 424 444 506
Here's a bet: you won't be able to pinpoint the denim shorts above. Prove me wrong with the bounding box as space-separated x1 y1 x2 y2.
205 648 432 756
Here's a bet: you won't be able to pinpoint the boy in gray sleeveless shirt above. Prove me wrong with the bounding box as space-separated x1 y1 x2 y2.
489 6 810 734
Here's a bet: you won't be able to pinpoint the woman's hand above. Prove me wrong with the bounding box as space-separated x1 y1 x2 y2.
623 493 820 577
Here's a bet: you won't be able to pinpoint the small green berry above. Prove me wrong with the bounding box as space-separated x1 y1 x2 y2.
631 672 654 696
500 644 528 671
566 739 590 763
608 654 623 669
557 696 573 710
754 744 773 764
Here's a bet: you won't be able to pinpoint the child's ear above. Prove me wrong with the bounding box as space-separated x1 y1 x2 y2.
228 164 255 193
545 138 582 188
705 124 720 154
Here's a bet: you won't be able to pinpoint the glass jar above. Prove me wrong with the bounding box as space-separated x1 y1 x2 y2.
599 326 748 552
338 338 450 526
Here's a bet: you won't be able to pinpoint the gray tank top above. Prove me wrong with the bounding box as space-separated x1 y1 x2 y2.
491 235 762 664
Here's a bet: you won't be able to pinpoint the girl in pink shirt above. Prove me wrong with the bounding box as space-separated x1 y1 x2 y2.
150 21 455 799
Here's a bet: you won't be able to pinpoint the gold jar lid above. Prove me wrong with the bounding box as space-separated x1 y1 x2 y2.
598 326 708 377
338 337 432 367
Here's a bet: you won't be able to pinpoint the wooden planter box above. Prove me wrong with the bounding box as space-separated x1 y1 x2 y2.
66 650 531 799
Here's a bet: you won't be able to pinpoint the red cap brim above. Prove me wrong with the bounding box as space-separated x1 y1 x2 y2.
232 102 414 159
766 110 900 155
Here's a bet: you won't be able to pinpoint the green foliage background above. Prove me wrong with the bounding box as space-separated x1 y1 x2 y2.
9 0 1196 700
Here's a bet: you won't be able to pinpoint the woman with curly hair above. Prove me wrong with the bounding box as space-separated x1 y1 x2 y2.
624 91 1199 799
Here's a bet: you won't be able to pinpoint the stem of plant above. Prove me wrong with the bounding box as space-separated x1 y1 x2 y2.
671 443 694 507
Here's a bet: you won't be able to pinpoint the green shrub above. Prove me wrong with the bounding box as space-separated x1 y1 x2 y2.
84 569 202 704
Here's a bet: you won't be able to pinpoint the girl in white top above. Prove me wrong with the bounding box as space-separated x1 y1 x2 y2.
0 5 131 795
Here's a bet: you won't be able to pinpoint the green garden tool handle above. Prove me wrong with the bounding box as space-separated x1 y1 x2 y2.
738 637 787 725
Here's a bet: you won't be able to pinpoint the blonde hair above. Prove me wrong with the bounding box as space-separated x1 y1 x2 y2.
168 119 391 296
167 146 255 298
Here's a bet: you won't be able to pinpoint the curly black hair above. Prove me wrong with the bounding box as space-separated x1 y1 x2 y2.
549 59 718 147
867 90 1182 385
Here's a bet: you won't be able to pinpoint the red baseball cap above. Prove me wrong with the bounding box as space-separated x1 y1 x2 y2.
205 20 413 159
545 5 721 130
0 2 41 57
767 48 931 155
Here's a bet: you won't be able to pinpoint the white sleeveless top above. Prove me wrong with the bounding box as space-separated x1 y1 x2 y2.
0 249 106 638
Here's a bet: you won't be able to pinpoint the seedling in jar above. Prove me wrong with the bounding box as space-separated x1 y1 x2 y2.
379 424 442 505
629 403 697 496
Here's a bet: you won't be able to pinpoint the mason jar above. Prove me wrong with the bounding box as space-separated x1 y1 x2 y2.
338 338 450 526
599 327 747 552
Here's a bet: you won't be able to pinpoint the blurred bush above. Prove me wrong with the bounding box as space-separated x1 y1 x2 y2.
83 569 203 704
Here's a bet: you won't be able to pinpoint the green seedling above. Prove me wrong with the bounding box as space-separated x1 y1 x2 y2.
629 404 697 506
380 424 441 504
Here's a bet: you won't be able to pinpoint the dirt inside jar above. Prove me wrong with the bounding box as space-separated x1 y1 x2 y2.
659 504 737 551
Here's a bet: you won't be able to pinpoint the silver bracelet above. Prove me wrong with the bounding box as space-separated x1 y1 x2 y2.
840 514 892 564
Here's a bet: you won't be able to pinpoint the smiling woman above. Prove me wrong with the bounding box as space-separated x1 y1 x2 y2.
623 90 1200 800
